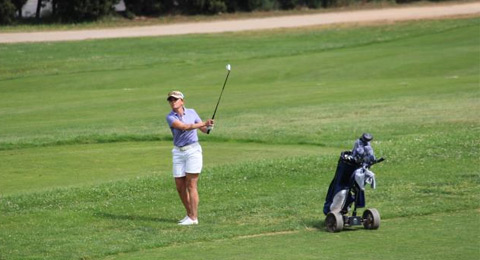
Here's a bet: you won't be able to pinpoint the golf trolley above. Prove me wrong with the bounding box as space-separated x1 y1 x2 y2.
323 133 385 233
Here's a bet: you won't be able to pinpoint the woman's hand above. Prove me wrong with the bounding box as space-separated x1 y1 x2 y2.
205 119 214 127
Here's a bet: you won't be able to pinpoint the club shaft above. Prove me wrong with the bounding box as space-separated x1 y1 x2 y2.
211 70 230 120
207 70 230 134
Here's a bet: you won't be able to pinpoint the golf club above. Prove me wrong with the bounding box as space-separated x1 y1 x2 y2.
207 64 231 134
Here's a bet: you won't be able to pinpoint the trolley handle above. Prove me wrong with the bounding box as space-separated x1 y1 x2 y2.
373 157 385 165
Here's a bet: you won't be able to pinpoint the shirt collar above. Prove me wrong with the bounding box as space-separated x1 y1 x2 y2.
173 106 187 116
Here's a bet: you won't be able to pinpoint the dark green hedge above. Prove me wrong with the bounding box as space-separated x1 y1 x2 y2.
0 0 455 25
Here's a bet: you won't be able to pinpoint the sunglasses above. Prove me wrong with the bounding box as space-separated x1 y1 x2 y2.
168 97 179 102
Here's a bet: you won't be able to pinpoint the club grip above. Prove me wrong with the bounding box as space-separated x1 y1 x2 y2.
206 126 212 134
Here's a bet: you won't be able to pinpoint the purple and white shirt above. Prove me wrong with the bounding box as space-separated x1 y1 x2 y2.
166 108 202 147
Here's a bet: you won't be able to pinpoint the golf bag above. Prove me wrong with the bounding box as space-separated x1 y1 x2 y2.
323 133 378 215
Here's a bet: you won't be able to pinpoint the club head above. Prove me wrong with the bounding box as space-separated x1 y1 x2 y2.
226 64 231 71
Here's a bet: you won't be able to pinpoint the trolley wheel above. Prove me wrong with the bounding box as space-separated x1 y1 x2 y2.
325 212 344 233
362 208 381 230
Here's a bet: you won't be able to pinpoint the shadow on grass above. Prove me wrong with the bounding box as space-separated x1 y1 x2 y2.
94 212 177 223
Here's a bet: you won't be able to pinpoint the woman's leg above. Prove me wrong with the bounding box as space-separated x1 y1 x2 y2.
175 177 191 217
185 173 199 220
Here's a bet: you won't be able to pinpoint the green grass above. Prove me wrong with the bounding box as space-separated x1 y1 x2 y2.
108 210 479 260
0 142 329 195
0 17 479 259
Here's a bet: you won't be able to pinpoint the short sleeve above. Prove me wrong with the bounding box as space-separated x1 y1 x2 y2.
166 114 178 127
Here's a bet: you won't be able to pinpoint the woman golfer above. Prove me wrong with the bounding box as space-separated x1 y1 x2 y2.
166 91 214 225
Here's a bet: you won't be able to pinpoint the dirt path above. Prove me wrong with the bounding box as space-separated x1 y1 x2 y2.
1 2 479 43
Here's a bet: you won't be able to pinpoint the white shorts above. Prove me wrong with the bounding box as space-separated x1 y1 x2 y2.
172 142 203 178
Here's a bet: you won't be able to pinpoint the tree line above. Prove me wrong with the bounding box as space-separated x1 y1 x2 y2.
0 0 447 25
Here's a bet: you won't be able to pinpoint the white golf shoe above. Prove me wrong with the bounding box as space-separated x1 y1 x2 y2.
178 217 198 226
178 216 189 223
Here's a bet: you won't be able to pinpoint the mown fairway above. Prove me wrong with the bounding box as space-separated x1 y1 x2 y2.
0 17 479 259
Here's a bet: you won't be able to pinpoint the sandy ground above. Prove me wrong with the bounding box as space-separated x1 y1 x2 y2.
0 2 479 43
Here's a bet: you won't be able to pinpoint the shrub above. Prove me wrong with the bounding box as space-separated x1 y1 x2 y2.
207 0 227 14
304 0 322 8
278 0 296 9
123 0 167 16
175 0 227 15
55 0 118 22
225 0 263 12
0 0 15 25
